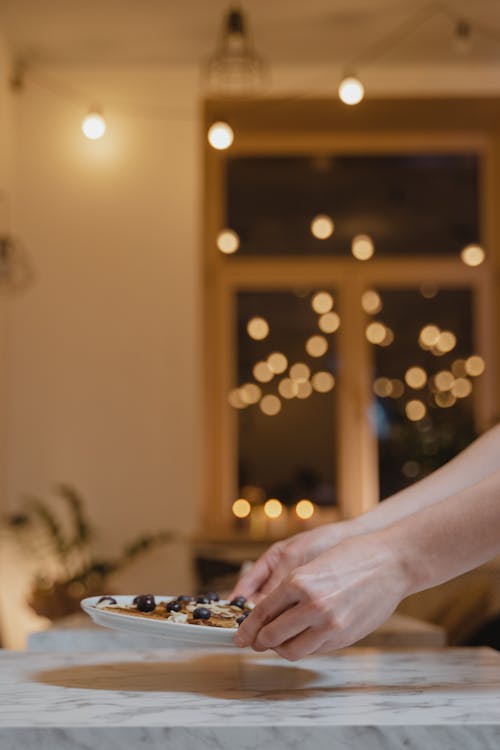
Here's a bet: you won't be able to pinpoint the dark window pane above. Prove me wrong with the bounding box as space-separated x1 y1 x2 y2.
226 154 479 256
234 290 338 507
371 288 478 499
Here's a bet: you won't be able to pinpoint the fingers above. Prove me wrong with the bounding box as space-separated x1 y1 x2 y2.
274 627 327 661
252 603 314 651
230 555 272 600
234 582 298 647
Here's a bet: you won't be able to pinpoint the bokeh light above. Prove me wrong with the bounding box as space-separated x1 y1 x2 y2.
318 311 341 333
310 215 334 239
207 121 234 150
434 370 455 391
311 291 334 314
295 499 315 520
278 378 299 399
240 383 261 404
260 394 282 416
228 388 247 409
253 361 274 383
405 399 427 421
465 355 485 376
435 391 456 408
311 371 335 393
338 75 364 105
435 331 457 354
296 380 313 399
216 229 240 254
290 362 311 383
460 244 485 267
264 498 283 519
247 317 269 340
419 324 441 349
305 335 328 357
404 366 427 389
351 234 374 260
232 498 251 518
373 377 393 397
81 113 106 140
267 352 288 374
361 290 382 315
366 322 386 345
451 377 472 398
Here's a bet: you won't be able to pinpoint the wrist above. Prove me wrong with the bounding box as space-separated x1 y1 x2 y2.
377 524 420 600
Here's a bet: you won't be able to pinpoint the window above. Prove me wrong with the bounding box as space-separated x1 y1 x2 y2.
203 106 494 537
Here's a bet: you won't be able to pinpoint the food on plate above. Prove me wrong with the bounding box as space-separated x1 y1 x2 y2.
95 593 254 629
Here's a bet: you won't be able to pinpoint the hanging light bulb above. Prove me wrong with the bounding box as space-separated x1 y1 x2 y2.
207 121 234 150
206 6 266 93
81 111 106 140
338 75 364 105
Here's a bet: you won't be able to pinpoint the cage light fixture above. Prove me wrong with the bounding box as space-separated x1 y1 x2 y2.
205 5 266 93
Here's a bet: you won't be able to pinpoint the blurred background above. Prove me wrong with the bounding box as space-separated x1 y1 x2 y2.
0 0 499 650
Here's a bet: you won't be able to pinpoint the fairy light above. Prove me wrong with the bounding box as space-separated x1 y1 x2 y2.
365 322 386 345
451 378 473 398
419 324 440 349
240 382 261 404
260 394 282 415
295 499 315 520
435 331 457 354
311 291 334 314
305 335 328 357
290 363 311 383
253 361 274 383
351 234 374 261
296 380 313 399
278 378 299 399
318 311 340 333
232 498 251 518
338 75 364 105
405 367 427 390
460 244 485 267
267 352 288 374
264 498 283 519
228 388 247 409
390 379 405 398
311 371 335 393
373 377 393 397
310 215 334 239
361 290 382 314
405 399 427 422
380 327 394 347
451 359 467 377
207 121 234 150
216 229 240 254
247 317 269 340
465 355 486 376
435 391 456 408
434 370 455 392
81 112 106 140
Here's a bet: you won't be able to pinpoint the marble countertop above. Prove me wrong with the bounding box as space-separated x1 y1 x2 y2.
1 647 499 749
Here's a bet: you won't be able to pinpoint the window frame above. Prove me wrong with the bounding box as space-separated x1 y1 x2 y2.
203 124 495 535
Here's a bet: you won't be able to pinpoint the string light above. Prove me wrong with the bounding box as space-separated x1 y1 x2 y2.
435 391 456 408
260 394 282 415
296 380 313 399
216 229 240 254
278 378 299 399
460 244 485 267
338 75 364 105
435 331 457 354
232 498 251 518
305 335 328 357
311 371 335 393
207 121 234 150
311 291 333 314
247 317 269 340
351 234 374 260
419 324 440 349
465 355 485 376
81 111 106 140
451 377 472 398
365 322 386 345
373 377 393 397
310 214 334 239
405 366 427 389
240 383 261 404
318 311 340 333
380 327 395 347
295 499 315 520
390 379 405 398
264 498 283 519
405 399 427 421
361 290 382 315
228 388 247 409
434 370 455 391
253 361 274 383
267 352 288 374
451 359 467 377
290 363 311 383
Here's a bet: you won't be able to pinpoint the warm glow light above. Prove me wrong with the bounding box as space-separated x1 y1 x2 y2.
419 324 440 349
420 283 438 299
216 229 240 254
390 379 405 398
264 498 283 519
435 370 455 392
451 358 467 377
365 322 386 345
290 362 311 383
278 378 299 399
81 112 106 140
435 391 456 408
267 352 288 374
296 499 315 520
305 335 328 357
461 244 485 267
451 377 473 398
312 371 335 393
253 361 274 383
405 399 427 422
465 355 485 377
311 291 334 314
310 214 334 239
247 317 269 340
296 380 313 399
260 394 282 416
208 121 234 150
338 75 364 105
232 498 251 518
240 382 261 404
351 234 374 261
228 388 247 409
373 377 393 397
435 331 457 354
405 366 427 390
361 290 382 315
380 327 394 347
318 311 340 333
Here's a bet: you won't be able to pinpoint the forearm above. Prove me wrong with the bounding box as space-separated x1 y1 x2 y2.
382 469 500 596
349 423 500 536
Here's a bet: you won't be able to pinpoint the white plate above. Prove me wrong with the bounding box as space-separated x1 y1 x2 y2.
81 595 240 647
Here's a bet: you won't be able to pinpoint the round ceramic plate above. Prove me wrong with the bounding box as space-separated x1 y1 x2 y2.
81 595 239 647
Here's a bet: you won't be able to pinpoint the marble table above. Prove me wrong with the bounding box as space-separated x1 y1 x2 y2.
1 647 499 749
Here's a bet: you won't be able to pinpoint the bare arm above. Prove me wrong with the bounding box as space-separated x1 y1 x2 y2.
235 469 500 659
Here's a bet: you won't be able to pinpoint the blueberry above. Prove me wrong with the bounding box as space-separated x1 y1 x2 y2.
236 611 250 625
176 595 192 603
230 596 247 609
134 594 156 612
97 596 117 605
193 607 211 620
196 596 210 604
204 592 220 602
166 600 181 612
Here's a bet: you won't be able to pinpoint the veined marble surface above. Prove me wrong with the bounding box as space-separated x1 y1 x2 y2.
0 647 499 749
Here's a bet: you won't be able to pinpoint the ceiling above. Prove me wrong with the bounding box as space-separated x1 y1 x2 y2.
1 0 500 66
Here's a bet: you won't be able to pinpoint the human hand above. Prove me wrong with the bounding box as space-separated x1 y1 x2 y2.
233 531 410 660
230 521 353 603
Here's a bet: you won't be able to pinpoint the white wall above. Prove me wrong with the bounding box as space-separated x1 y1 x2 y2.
1 65 202 647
